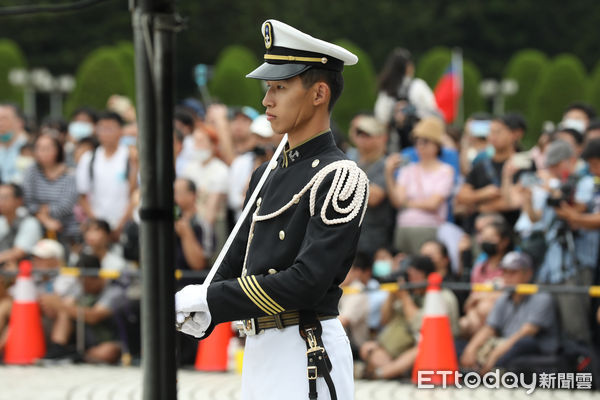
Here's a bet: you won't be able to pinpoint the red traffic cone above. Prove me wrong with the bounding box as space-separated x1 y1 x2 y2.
195 322 233 371
4 260 46 364
412 272 458 385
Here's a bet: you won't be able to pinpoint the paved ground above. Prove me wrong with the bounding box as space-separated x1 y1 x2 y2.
0 365 597 400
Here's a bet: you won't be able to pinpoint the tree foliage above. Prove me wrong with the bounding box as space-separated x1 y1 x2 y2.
416 47 451 89
208 45 263 110
65 46 131 116
587 62 600 116
529 54 588 145
2 0 599 103
0 39 27 106
503 49 548 116
332 40 377 136
462 60 484 119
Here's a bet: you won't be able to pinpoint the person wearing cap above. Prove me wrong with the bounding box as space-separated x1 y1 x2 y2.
385 116 455 255
349 114 394 257
175 19 368 400
461 251 560 374
522 139 598 344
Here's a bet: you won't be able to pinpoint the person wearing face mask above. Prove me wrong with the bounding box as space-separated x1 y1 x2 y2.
359 256 459 379
181 123 229 262
459 220 512 337
0 104 28 184
66 107 97 168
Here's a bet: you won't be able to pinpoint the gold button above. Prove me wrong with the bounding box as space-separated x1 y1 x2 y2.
256 198 262 207
268 268 277 275
312 159 320 168
279 230 285 240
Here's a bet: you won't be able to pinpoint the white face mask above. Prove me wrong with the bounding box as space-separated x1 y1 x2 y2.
561 118 586 134
68 121 94 141
192 148 212 163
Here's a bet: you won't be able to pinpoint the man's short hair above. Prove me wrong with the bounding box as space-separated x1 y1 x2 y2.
299 68 344 112
181 178 196 194
87 218 111 235
174 106 196 131
352 251 373 272
97 110 124 127
564 102 597 121
2 183 23 199
556 128 584 145
71 106 99 123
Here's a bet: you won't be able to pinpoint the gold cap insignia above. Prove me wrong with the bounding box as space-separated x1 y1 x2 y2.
263 21 273 50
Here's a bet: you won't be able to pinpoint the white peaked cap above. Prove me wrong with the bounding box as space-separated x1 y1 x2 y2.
247 19 358 81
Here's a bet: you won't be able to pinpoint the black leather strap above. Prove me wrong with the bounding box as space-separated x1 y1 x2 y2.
299 310 337 400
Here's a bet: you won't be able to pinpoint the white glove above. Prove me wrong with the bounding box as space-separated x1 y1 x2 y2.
179 311 212 338
175 284 211 338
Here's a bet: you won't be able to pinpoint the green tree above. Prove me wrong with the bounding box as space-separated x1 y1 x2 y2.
114 41 136 102
503 49 548 116
587 61 600 115
416 46 451 89
0 39 27 106
462 60 485 119
332 40 377 135
65 46 131 116
208 45 263 110
529 54 588 147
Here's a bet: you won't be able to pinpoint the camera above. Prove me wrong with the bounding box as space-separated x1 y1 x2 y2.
546 176 577 208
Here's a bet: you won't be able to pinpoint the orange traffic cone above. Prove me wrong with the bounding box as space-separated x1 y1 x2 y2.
4 260 46 364
194 322 233 371
412 272 458 385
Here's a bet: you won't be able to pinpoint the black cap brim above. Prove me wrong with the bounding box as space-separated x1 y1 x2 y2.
246 62 312 80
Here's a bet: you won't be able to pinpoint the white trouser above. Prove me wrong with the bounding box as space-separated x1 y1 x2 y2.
241 318 354 400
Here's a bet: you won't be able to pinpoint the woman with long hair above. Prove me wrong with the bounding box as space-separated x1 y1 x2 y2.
23 133 79 244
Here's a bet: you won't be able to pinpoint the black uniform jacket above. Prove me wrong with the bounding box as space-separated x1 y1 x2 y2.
206 130 368 324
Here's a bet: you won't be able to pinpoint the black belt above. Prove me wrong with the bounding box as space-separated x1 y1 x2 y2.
253 310 336 332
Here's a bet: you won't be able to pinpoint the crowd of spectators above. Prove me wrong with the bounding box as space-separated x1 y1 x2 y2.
0 49 599 385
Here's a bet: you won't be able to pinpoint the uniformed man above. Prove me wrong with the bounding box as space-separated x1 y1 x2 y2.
175 20 369 400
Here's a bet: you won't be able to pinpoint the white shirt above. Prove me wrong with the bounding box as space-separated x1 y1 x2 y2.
76 146 130 229
227 152 255 220
182 157 229 223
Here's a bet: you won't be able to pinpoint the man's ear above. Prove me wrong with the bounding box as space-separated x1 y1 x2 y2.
312 82 330 107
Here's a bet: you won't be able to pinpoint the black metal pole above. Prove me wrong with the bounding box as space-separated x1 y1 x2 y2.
131 0 177 399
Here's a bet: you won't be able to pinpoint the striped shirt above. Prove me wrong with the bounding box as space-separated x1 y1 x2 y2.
22 165 80 239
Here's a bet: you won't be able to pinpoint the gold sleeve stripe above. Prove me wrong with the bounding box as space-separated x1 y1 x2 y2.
250 275 285 313
243 276 281 315
237 277 275 315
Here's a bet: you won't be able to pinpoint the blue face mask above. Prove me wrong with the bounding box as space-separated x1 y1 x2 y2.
0 132 14 143
372 260 392 278
68 121 93 141
120 136 137 147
